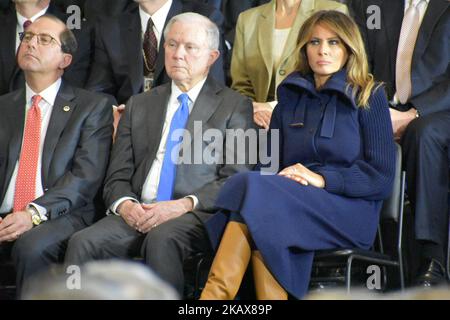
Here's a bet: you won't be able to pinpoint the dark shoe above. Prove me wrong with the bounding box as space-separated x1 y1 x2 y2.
414 259 447 287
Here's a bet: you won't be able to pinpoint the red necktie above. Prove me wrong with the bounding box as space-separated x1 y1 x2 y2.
143 17 158 75
13 95 42 212
23 20 32 30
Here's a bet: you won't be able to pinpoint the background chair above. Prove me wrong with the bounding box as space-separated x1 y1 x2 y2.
309 142 406 293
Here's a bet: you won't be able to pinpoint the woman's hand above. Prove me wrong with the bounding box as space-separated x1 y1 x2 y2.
253 102 273 129
279 163 325 188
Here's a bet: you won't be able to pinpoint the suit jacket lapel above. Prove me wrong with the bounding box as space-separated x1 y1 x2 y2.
141 84 171 179
154 0 183 83
41 82 76 186
257 2 275 90
2 9 22 92
123 10 144 95
185 77 222 145
413 0 449 63
4 89 26 199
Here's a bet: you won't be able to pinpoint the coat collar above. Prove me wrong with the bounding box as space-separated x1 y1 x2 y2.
278 69 358 109
278 69 358 139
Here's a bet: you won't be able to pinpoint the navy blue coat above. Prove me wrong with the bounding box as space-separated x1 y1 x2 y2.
206 70 396 299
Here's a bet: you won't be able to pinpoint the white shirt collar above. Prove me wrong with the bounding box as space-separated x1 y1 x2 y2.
16 6 49 30
171 77 208 106
25 78 62 107
139 0 173 36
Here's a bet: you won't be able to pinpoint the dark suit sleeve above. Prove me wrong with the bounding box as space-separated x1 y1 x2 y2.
193 95 256 212
102 95 139 207
63 20 94 88
85 19 118 97
33 95 114 218
411 66 450 115
205 5 226 84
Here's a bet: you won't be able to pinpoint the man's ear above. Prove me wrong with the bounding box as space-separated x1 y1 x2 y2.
59 53 73 70
208 49 220 67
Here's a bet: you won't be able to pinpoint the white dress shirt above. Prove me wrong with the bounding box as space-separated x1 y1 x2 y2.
15 7 49 53
0 79 62 220
110 77 208 215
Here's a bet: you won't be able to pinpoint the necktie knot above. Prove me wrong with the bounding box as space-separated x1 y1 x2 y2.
32 95 42 107
146 17 154 32
177 93 190 108
23 20 32 30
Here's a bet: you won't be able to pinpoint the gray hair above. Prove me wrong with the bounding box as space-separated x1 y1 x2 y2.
163 12 219 50
22 260 180 300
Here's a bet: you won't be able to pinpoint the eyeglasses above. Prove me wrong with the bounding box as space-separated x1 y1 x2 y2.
19 31 61 47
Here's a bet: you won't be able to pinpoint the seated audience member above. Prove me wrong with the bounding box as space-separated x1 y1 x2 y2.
85 0 226 105
200 10 396 300
65 13 255 297
221 0 270 85
221 0 270 48
231 0 348 129
351 0 449 286
22 260 179 300
0 0 93 95
0 15 114 296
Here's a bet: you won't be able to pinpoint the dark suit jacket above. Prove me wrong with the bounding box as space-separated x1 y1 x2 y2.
85 0 226 105
103 76 255 222
0 2 94 95
351 0 449 116
0 82 114 225
221 0 270 46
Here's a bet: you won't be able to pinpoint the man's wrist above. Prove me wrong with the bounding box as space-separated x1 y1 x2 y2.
25 206 42 226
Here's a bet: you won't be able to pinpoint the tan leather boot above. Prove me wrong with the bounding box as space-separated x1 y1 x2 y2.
252 250 288 300
200 222 252 300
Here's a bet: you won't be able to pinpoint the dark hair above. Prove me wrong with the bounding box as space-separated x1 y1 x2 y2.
35 14 78 55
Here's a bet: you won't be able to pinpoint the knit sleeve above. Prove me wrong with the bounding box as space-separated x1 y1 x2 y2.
315 87 396 200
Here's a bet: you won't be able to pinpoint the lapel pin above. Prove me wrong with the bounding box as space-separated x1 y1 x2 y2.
63 106 70 112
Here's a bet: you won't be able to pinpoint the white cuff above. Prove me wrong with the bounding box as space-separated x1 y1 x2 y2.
109 197 139 216
28 203 48 221
184 195 198 210
267 100 278 110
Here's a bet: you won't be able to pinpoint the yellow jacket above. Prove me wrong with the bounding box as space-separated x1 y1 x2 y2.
231 0 349 103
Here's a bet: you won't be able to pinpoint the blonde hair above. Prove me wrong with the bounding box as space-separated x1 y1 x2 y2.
296 10 379 108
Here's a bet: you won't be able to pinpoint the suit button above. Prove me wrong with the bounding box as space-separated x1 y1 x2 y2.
309 129 314 134
279 69 286 76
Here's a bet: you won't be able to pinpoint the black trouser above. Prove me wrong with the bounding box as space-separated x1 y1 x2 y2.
0 214 87 298
65 213 212 295
402 110 450 247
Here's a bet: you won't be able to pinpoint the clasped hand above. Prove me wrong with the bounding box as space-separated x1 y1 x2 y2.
278 163 325 188
118 198 193 234
0 211 33 243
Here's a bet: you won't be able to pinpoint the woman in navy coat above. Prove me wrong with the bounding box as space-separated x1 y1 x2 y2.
200 10 396 300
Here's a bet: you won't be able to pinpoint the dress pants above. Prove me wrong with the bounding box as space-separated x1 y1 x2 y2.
65 212 212 295
402 110 450 246
0 214 87 298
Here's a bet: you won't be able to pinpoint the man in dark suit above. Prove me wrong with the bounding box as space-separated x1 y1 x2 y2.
65 12 255 296
351 0 449 286
0 14 114 295
85 0 226 105
0 0 93 96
